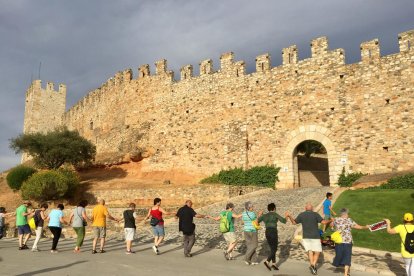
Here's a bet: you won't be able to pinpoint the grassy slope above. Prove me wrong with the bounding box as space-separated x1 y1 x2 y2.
332 189 414 252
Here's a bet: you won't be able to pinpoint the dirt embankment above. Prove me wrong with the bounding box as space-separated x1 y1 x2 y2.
0 161 208 212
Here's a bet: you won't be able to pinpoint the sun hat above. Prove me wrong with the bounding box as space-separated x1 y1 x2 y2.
404 213 413 222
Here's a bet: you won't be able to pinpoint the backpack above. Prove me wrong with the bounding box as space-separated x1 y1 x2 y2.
403 225 414 254
219 212 230 233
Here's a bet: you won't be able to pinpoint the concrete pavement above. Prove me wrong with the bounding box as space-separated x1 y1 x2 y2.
0 238 380 276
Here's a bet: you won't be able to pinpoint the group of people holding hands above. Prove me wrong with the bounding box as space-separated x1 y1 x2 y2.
1 192 413 276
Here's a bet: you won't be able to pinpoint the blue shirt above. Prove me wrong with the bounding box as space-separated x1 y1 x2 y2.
48 209 63 228
323 199 332 216
242 211 257 232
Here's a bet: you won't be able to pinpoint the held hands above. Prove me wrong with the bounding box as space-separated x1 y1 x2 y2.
384 218 391 225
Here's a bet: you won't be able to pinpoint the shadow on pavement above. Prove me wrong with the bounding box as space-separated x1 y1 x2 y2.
384 254 406 276
15 260 88 276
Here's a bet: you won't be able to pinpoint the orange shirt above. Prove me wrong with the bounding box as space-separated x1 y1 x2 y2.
92 204 109 227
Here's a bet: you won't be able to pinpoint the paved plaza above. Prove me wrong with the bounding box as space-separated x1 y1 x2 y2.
0 238 380 276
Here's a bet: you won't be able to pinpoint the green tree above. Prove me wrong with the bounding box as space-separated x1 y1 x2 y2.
10 128 96 169
296 140 327 158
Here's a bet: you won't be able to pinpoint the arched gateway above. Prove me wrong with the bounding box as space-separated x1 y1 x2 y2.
277 125 343 189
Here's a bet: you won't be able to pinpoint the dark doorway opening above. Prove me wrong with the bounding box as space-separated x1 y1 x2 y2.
293 140 329 187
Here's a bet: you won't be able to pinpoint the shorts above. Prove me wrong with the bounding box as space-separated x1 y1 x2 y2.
302 238 322 252
152 225 165 237
93 226 106 238
17 224 31 235
124 228 135 241
223 232 237 243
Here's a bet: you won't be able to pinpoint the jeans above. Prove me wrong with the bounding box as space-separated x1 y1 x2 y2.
48 227 62 250
183 233 195 255
404 258 414 276
32 227 43 249
73 227 85 247
265 228 278 263
244 231 258 263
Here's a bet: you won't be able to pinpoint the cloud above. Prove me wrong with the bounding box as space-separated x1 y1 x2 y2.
0 0 413 171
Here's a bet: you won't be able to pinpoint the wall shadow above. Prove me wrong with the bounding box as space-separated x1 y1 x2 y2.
78 167 128 181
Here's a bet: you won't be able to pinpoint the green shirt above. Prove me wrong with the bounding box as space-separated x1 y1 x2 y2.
16 205 28 226
258 211 287 229
220 210 235 232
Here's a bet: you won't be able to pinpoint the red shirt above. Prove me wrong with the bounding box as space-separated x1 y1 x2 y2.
150 207 164 226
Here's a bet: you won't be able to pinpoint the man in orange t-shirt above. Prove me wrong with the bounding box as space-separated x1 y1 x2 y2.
91 198 119 254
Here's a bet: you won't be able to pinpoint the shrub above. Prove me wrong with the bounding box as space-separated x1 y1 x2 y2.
337 167 365 187
371 173 414 189
245 166 280 187
57 168 80 197
200 165 280 188
21 169 80 200
6 165 37 191
218 167 246 186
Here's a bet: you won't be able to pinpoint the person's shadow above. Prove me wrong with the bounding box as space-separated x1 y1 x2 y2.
384 253 406 275
275 239 292 268
15 260 88 276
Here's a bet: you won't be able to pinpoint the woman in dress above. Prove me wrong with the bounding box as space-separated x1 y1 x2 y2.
69 200 90 253
332 208 369 276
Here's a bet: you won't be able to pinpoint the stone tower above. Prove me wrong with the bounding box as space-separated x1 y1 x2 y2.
22 80 66 161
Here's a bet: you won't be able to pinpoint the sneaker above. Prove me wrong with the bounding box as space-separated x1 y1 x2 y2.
152 245 157 254
223 250 229 260
185 253 192 257
251 262 259 266
264 261 271 271
99 249 106 253
309 265 317 275
31 248 40 252
22 244 29 250
244 261 251 265
156 248 160 255
92 250 97 254
272 264 279 270
18 247 23 250
126 251 132 255
50 250 58 253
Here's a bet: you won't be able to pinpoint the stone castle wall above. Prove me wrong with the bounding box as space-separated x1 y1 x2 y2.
23 29 414 188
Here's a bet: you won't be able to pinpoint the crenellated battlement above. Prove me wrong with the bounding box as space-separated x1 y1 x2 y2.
26 80 66 96
199 59 213 75
311 36 329 57
60 28 414 127
81 28 413 87
180 65 193 80
360 39 380 63
282 45 298 65
398 30 414 52
256 54 271 73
